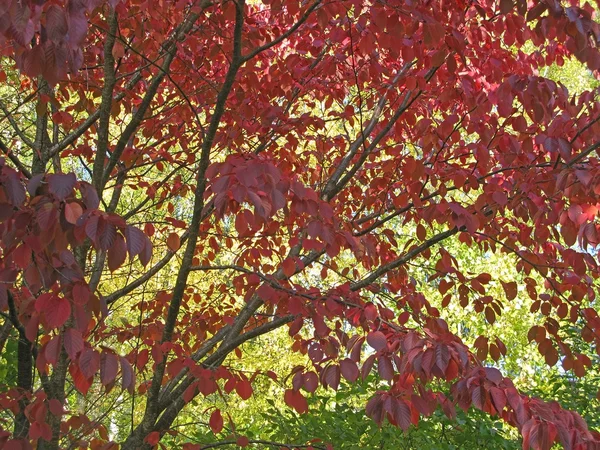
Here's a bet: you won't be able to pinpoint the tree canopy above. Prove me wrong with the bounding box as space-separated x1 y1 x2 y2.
0 0 600 449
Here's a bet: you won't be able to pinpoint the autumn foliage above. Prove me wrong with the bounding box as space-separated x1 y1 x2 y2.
1 0 600 449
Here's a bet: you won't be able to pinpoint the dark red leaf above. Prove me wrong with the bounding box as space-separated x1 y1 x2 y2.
80 182 99 209
361 354 376 380
435 344 450 373
108 233 127 271
489 387 506 414
44 335 62 366
46 5 68 41
48 173 76 200
340 358 359 382
378 355 394 380
367 331 387 351
324 364 340 390
120 356 135 392
366 395 384 425
125 225 145 258
64 328 84 360
303 372 318 393
100 352 119 387
79 348 100 379
139 233 153 266
3 170 25 206
392 398 412 431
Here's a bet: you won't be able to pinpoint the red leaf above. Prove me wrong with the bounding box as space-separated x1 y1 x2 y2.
340 358 359 382
284 389 308 414
366 395 384 425
288 317 303 336
80 182 99 209
472 386 487 410
69 363 92 395
282 258 296 278
72 283 90 305
209 409 224 434
236 436 250 447
145 431 161 446
48 399 64 417
235 379 253 400
12 244 31 269
64 328 84 360
485 306 496 325
139 233 153 266
98 220 117 250
64 202 83 224
166 233 180 252
485 367 503 384
568 204 584 225
530 421 557 450
30 421 52 441
435 344 450 373
36 294 71 329
416 223 426 241
361 354 376 380
367 331 387 351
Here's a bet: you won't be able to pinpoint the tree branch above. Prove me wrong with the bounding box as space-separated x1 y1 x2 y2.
350 226 461 291
0 99 35 149
200 439 326 450
241 0 322 62
0 137 32 178
93 5 119 193
122 3 246 448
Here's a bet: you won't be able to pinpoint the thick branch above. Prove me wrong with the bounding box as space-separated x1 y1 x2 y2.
122 3 246 448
